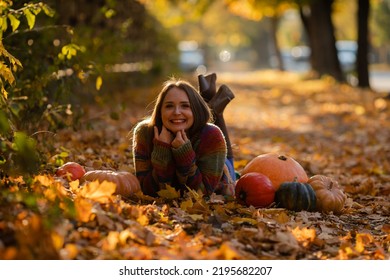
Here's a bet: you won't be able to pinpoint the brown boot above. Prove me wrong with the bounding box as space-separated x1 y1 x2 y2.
198 73 217 102
208 84 235 115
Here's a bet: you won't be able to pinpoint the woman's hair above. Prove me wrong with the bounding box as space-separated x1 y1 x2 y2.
148 78 212 138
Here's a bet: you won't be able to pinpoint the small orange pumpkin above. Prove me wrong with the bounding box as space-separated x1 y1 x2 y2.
241 153 308 190
81 170 141 197
308 175 346 214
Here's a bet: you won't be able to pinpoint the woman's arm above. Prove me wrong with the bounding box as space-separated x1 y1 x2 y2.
172 124 226 194
133 122 176 196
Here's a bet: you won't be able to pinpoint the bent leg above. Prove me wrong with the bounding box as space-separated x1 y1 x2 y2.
198 74 236 180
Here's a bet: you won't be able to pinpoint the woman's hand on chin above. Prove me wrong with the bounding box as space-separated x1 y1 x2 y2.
171 129 188 148
154 125 173 144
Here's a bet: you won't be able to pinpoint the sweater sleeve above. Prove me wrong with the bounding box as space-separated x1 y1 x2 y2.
132 122 175 196
173 124 227 195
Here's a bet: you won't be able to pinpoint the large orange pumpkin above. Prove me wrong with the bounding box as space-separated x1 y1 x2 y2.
241 153 308 190
308 175 346 214
81 170 141 197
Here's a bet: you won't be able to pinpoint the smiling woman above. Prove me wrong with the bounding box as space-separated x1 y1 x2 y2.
131 78 235 197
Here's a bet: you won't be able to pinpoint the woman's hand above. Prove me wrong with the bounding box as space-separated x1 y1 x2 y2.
171 129 188 148
154 126 173 144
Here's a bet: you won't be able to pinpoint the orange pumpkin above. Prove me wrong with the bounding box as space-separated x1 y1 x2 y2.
241 153 308 190
81 170 141 197
308 175 346 214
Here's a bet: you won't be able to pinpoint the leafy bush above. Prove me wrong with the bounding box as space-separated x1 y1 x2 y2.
0 1 85 176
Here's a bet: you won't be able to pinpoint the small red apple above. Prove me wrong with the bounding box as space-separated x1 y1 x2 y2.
235 172 275 208
56 162 86 181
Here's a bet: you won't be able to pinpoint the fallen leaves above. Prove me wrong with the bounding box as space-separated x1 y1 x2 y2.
1 172 389 259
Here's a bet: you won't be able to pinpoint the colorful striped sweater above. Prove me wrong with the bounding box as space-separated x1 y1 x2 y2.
132 120 234 197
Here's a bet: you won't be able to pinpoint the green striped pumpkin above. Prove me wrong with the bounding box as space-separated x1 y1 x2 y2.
275 181 317 211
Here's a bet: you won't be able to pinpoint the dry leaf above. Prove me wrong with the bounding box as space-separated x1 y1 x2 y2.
157 185 180 199
291 227 316 247
74 197 94 222
231 217 258 226
209 193 225 204
180 199 193 211
79 180 116 203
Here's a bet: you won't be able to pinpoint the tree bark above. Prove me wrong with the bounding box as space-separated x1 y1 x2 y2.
270 15 284 71
299 0 344 82
357 0 370 88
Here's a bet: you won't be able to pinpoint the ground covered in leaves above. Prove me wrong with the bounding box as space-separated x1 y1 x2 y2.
1 70 389 260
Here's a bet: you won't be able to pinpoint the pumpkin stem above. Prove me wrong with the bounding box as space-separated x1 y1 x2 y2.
328 180 333 190
278 155 288 161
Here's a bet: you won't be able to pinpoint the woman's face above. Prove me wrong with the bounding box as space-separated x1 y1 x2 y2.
161 87 194 134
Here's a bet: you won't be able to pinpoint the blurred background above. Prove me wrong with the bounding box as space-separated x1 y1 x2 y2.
1 0 390 139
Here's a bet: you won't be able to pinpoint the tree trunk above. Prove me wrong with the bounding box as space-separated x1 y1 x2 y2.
270 15 284 71
299 0 344 82
357 0 370 88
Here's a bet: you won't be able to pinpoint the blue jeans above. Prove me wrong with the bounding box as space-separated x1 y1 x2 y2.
225 157 236 181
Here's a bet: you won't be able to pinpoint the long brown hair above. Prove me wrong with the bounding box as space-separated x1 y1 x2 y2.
148 78 212 138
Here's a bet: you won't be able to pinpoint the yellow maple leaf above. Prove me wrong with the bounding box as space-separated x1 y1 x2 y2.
157 185 180 199
79 180 116 203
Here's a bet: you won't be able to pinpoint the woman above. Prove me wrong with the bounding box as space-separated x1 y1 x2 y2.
132 78 235 197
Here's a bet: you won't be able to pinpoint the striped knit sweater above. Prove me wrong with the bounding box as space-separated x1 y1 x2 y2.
132 120 234 197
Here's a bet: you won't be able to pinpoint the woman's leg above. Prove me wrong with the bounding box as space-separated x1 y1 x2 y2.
198 74 235 180
209 84 234 160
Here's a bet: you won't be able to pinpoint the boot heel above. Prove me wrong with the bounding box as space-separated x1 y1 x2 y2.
209 84 235 115
218 84 235 100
